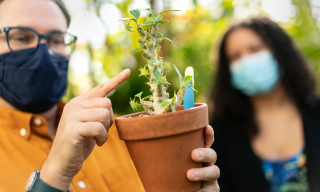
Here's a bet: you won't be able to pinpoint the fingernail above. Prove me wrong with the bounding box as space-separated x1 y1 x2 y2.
197 150 203 160
193 171 199 180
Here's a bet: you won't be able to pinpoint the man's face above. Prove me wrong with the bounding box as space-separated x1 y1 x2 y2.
0 0 68 54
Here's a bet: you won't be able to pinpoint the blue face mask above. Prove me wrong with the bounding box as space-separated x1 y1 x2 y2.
230 50 280 96
0 44 68 113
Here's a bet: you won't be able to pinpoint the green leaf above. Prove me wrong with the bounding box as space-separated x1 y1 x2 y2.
184 75 193 84
134 92 143 100
159 10 180 15
162 37 172 42
147 61 156 65
184 81 192 87
172 64 183 85
140 41 146 49
139 65 149 77
130 48 140 55
159 76 167 86
129 98 141 111
163 61 171 71
172 90 177 105
130 9 140 21
151 16 163 21
147 41 153 47
158 20 169 24
160 99 172 108
149 80 159 84
141 21 154 25
138 8 156 15
156 44 161 51
189 86 198 92
125 20 135 32
153 69 161 79
142 95 152 101
158 32 164 37
150 69 161 84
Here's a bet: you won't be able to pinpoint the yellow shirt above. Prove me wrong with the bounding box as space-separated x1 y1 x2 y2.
0 103 144 192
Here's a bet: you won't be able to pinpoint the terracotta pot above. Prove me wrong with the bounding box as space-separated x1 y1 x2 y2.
115 103 208 192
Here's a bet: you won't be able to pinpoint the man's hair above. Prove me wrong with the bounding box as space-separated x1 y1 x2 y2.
0 0 70 27
211 17 317 139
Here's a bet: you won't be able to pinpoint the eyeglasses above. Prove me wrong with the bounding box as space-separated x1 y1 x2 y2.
0 27 77 58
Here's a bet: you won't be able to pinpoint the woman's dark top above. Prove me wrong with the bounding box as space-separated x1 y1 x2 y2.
211 99 320 192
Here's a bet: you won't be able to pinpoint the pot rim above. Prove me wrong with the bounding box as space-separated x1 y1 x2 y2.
116 103 207 120
115 103 208 140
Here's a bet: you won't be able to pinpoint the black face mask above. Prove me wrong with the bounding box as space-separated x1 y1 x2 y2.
0 44 68 113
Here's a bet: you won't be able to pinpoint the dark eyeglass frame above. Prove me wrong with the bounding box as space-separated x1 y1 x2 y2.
0 26 78 58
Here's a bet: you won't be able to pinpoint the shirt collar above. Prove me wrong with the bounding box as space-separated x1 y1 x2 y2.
0 101 65 140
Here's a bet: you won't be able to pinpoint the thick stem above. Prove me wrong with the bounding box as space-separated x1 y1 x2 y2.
141 101 154 114
141 23 170 115
165 87 185 113
174 88 185 110
155 38 162 45
139 21 185 115
137 27 146 38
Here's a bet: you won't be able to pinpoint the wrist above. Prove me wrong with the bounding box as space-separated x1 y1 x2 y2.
40 164 73 191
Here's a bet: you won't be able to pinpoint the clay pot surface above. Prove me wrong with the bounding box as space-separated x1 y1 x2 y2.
115 103 208 192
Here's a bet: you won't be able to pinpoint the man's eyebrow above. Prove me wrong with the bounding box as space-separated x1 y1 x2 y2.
49 30 66 34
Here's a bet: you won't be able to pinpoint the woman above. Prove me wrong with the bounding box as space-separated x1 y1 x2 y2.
210 17 320 192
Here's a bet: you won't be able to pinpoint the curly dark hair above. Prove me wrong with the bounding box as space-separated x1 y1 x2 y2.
0 0 70 27
211 17 317 139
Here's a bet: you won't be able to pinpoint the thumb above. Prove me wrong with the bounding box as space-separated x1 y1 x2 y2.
77 69 130 100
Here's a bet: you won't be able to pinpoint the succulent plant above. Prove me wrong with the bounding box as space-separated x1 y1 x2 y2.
121 8 195 115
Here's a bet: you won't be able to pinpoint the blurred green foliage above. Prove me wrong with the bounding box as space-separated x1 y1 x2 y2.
64 0 320 116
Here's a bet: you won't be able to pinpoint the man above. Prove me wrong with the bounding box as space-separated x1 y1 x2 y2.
0 0 220 191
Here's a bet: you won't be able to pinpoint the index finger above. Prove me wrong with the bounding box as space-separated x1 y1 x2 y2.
78 69 130 100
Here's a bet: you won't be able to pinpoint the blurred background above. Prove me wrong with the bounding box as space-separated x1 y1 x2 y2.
62 0 320 116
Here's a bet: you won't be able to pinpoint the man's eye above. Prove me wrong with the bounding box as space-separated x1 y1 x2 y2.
10 34 34 43
51 38 65 44
13 36 26 42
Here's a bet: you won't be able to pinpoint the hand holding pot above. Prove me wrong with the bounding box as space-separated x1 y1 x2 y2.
40 69 131 191
187 125 220 192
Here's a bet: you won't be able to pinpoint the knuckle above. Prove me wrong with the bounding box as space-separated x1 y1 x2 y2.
95 123 105 134
100 108 110 117
69 97 77 103
64 102 73 111
64 101 80 112
212 149 217 160
102 98 111 107
213 165 220 177
106 98 112 106
203 148 215 161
